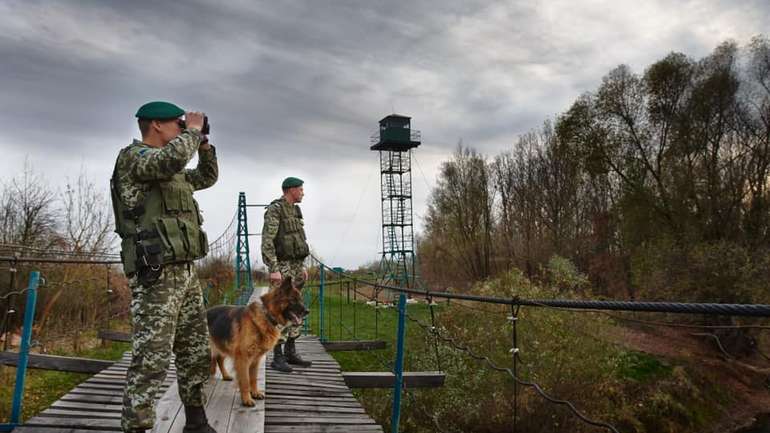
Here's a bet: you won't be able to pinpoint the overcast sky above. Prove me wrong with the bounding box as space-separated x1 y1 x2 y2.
0 0 767 269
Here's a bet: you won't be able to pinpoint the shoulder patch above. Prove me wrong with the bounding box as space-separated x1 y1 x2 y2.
138 149 148 156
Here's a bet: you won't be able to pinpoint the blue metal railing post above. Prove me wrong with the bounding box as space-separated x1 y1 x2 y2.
390 292 407 433
319 264 325 342
2 271 40 430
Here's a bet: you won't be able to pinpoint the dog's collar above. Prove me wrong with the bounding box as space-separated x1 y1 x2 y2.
261 303 284 330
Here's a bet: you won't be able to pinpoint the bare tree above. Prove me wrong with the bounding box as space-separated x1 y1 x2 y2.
61 165 114 254
424 144 495 283
492 132 543 277
0 158 57 247
0 183 18 245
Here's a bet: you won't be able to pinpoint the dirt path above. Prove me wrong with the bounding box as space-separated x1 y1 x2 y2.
606 322 770 432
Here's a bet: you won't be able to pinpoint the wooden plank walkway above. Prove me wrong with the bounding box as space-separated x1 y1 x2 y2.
13 351 179 432
12 288 383 433
264 337 383 433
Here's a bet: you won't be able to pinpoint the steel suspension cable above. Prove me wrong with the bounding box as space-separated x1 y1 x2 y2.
427 295 443 372
403 312 620 433
306 255 770 433
309 254 770 318
0 256 121 265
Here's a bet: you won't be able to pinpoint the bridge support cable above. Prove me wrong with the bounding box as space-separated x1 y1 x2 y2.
371 285 615 432
363 294 614 431
309 254 770 318
0 256 120 265
303 272 392 351
304 271 444 392
510 304 521 433
404 311 620 433
427 296 442 373
306 254 770 432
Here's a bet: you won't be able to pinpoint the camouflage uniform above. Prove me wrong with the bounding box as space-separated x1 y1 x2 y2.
261 197 307 343
113 130 218 431
270 260 305 342
124 265 209 429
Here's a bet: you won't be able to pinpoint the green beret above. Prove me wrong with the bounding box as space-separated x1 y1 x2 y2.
282 177 304 189
135 101 185 120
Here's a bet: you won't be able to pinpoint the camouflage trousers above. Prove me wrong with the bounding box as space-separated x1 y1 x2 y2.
271 260 306 343
121 263 211 432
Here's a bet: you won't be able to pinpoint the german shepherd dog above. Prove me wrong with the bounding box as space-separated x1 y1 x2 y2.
206 277 308 406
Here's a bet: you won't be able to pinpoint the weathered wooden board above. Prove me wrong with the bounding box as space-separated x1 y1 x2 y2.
343 371 446 388
322 340 387 352
12 288 383 433
264 336 383 433
0 352 114 373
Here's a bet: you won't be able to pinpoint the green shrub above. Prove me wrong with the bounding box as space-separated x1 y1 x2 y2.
616 351 672 382
547 254 590 292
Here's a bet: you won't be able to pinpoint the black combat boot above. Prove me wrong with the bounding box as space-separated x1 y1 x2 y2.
284 337 312 367
271 343 293 373
182 405 217 433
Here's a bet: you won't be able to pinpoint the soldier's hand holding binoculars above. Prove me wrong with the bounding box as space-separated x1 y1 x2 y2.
182 111 211 148
184 112 206 131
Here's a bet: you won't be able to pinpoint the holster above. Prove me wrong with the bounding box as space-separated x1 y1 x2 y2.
136 241 164 286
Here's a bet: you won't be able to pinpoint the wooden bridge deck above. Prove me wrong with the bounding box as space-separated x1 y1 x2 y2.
11 288 383 433
264 337 382 433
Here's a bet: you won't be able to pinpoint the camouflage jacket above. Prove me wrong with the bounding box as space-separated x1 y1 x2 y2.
113 130 218 210
261 196 308 272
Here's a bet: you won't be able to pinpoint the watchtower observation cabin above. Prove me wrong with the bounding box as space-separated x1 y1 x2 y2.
370 114 421 289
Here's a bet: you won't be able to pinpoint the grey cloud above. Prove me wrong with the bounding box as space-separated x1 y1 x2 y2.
1 0 768 267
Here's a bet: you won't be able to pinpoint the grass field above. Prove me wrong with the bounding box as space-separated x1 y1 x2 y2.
302 283 452 432
302 281 441 371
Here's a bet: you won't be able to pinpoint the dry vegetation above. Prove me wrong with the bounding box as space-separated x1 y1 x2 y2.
413 37 770 432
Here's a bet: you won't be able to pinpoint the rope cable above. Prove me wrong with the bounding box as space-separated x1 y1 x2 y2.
403 312 620 433
427 295 443 372
309 256 770 317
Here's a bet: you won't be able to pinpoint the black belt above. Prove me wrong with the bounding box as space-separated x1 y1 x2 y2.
135 228 160 241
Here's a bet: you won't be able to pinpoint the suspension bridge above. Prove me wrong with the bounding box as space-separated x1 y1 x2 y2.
1 214 770 432
1 116 770 432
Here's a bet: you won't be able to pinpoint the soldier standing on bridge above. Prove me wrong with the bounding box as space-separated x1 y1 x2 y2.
261 177 313 372
111 101 219 433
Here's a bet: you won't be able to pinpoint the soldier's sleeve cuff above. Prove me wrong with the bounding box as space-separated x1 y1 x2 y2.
183 128 203 141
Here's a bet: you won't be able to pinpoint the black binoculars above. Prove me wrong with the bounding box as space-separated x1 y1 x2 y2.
178 116 210 135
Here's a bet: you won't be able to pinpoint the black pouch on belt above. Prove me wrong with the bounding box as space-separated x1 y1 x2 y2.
136 242 164 287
